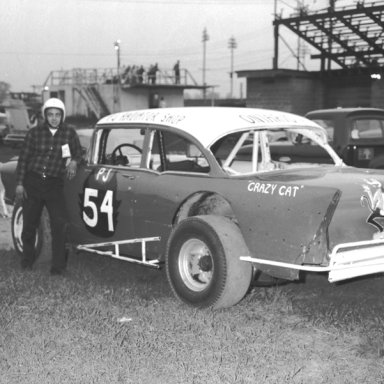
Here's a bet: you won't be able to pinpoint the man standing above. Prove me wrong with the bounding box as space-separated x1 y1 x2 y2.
15 98 82 275
173 60 180 84
148 63 159 84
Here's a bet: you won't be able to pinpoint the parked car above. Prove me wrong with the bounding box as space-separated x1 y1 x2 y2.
2 107 384 309
2 104 32 148
76 127 93 155
0 112 9 142
306 107 384 168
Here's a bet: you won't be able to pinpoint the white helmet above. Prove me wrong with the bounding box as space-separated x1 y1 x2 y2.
42 98 66 122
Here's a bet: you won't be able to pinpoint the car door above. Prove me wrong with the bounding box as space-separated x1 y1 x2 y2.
64 126 145 249
65 164 131 243
130 128 212 254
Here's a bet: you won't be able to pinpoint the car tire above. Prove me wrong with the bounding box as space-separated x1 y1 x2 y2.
12 202 52 264
166 215 252 309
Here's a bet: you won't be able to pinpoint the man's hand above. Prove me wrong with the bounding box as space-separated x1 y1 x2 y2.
15 185 26 202
66 159 77 180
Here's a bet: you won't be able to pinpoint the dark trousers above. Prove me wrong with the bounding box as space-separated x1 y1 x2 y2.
21 172 68 270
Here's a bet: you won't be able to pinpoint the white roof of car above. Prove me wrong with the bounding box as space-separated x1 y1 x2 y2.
98 107 322 148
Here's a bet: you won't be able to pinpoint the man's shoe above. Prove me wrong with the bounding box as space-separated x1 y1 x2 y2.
21 261 33 271
50 268 65 276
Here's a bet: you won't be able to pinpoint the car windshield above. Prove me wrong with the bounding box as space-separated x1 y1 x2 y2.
210 126 342 176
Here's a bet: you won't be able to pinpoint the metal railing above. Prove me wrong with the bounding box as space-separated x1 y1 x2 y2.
43 67 199 88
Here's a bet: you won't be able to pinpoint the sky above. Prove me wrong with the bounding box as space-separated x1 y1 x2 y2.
0 0 356 97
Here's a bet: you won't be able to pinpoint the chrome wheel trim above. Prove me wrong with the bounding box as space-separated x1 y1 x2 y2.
178 238 213 292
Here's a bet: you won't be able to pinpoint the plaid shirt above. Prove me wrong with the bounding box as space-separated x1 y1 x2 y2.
16 123 83 185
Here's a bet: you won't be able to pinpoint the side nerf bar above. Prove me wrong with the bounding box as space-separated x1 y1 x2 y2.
240 238 384 283
77 236 161 269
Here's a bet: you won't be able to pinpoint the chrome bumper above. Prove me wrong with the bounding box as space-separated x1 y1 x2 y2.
328 239 384 282
240 238 384 283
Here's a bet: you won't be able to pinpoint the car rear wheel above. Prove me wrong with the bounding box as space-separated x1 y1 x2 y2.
166 215 252 309
12 201 52 263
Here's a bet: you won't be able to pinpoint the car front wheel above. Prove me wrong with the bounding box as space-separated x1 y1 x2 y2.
166 215 252 309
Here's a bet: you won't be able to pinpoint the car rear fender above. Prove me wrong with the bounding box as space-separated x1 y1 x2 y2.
174 191 235 224
228 181 341 280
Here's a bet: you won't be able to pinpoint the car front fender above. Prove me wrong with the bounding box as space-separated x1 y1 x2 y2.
1 159 18 204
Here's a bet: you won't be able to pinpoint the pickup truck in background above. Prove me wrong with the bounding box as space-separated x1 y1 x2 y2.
0 100 35 148
305 108 384 169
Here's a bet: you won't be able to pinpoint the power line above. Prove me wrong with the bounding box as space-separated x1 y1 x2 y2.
0 51 114 57
81 0 265 4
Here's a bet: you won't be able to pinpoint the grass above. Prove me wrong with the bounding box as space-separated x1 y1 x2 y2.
0 249 383 384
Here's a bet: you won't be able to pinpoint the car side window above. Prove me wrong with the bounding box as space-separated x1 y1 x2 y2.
150 130 210 173
100 128 145 167
268 130 332 165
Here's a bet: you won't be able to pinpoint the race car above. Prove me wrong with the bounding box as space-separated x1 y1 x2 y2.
2 107 384 309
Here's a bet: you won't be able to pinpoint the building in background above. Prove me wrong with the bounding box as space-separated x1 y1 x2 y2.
41 65 209 121
238 1 384 115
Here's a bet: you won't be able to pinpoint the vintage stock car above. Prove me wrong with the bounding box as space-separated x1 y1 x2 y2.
3 107 384 309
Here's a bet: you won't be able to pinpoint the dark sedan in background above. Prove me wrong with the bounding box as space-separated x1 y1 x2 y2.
306 107 384 169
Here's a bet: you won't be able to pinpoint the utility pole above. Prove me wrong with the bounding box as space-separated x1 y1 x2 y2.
114 40 121 84
273 0 278 69
228 36 237 98
202 28 209 100
113 39 121 111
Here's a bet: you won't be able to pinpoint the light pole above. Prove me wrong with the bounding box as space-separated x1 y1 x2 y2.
114 39 121 84
228 36 237 98
202 28 209 100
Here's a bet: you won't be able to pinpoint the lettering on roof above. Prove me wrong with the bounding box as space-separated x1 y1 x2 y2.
102 111 186 126
239 112 301 125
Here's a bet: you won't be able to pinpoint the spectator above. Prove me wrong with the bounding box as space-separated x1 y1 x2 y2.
173 60 180 84
148 63 159 84
136 65 145 84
